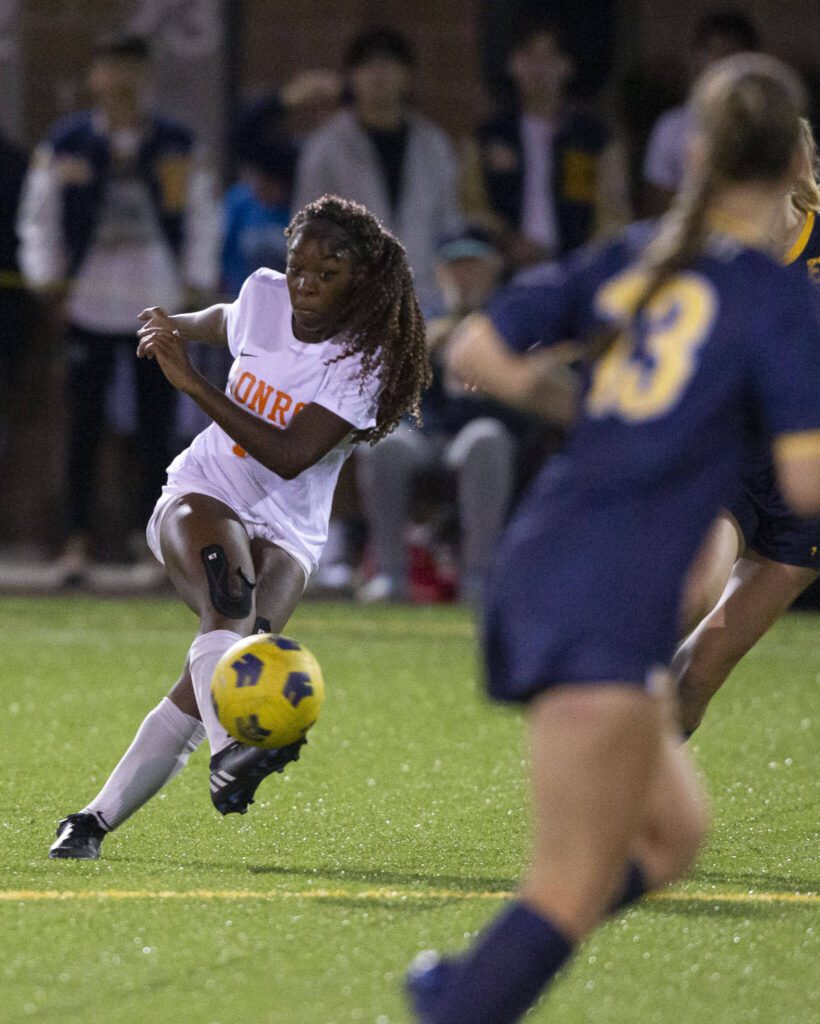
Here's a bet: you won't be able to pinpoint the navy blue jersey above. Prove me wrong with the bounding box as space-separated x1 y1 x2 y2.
483 225 820 700
726 209 820 568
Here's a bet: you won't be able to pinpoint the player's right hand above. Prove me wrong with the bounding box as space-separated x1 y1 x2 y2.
137 306 178 349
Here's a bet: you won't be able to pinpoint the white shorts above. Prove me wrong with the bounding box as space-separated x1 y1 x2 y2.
145 466 312 584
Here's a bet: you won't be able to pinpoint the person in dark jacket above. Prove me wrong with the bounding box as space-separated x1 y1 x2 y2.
0 130 30 458
471 16 630 269
17 33 219 582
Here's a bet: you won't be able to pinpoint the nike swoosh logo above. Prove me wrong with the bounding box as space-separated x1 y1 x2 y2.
240 353 259 358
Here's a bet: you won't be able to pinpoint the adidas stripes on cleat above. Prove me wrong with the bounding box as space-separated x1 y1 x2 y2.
48 812 107 860
209 738 306 815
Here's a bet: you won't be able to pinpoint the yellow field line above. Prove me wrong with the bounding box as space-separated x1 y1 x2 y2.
0 887 816 905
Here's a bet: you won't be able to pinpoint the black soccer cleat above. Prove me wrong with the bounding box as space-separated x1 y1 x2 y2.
209 738 306 815
48 812 107 860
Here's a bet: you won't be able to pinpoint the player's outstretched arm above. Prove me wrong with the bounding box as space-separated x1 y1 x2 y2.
137 326 351 478
137 303 229 346
447 313 580 426
773 437 820 517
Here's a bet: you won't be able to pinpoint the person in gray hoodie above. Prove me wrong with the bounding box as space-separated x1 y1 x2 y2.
293 28 463 312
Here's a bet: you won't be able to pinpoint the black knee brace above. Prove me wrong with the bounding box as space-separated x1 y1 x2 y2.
201 545 254 618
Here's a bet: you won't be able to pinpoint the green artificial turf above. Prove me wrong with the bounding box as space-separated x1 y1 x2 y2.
1 596 817 1023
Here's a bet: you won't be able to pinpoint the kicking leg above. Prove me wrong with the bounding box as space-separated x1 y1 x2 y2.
50 494 258 856
50 503 310 854
206 537 309 814
156 493 308 814
157 492 260 756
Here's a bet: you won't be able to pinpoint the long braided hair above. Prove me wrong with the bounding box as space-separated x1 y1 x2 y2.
593 54 806 359
285 195 431 444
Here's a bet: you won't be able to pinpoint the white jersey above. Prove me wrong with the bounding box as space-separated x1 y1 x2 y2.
154 268 379 576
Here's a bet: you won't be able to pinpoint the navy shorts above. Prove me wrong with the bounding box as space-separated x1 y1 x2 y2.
483 486 705 705
727 464 820 570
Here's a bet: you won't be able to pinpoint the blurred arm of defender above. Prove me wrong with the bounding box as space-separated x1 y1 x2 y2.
444 245 610 425
776 446 820 518
750 270 820 518
447 313 580 426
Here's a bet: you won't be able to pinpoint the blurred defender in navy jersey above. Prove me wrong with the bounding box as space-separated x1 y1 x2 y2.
406 54 820 1024
673 117 820 735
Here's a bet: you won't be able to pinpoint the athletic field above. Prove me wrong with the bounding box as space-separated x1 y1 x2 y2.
2 596 817 1023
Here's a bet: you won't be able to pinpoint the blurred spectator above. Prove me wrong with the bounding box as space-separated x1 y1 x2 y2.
222 132 297 294
293 27 463 312
178 130 299 443
281 69 344 142
357 227 528 604
469 15 630 270
17 33 220 582
233 69 343 169
0 129 30 459
643 10 760 213
614 59 686 219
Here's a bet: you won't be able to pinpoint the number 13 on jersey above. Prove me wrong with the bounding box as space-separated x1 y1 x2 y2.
587 270 718 422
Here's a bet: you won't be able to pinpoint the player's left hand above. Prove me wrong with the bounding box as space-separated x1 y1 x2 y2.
137 327 199 393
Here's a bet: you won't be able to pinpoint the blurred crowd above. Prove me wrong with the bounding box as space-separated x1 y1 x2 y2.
0 9 810 602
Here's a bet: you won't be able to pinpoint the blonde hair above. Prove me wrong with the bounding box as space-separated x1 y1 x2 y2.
791 117 820 215
597 54 807 354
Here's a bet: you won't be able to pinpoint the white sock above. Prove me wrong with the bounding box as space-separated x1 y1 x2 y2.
189 629 242 758
83 697 206 831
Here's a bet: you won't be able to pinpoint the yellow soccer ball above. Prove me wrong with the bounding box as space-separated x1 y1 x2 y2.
211 634 324 749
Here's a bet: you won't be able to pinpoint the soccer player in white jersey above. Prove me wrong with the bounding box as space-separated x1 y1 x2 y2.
49 195 431 859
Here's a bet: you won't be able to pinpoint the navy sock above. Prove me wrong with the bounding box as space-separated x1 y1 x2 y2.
608 860 648 914
432 901 574 1024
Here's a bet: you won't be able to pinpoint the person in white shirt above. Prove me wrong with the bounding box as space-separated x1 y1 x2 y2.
643 11 760 214
48 195 432 860
473 16 631 271
16 34 221 582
